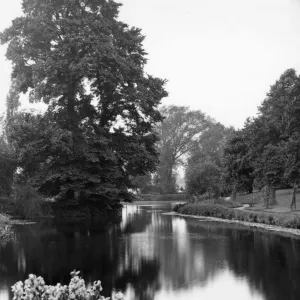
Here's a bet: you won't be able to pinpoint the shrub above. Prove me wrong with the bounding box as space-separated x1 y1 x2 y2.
173 203 185 212
12 270 124 300
0 225 14 246
13 184 51 219
188 195 241 208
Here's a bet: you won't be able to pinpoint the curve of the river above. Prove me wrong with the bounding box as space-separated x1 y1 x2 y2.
0 201 300 300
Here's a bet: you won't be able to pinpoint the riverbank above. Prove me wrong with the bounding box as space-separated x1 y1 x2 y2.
137 193 186 201
169 211 300 238
173 203 300 233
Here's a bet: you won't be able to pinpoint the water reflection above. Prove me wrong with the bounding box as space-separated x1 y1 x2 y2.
155 269 264 300
0 287 9 300
1 203 300 299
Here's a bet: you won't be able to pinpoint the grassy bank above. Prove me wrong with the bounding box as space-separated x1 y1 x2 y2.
173 203 300 229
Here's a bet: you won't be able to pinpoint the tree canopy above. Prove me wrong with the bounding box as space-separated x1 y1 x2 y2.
1 0 167 212
155 105 209 193
186 122 234 198
222 69 300 207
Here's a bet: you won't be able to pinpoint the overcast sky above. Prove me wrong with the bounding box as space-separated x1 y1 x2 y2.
1 0 300 128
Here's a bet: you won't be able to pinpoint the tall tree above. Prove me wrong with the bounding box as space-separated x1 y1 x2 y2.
283 134 300 210
131 173 153 193
235 69 300 206
0 136 16 196
222 129 254 201
6 78 20 120
186 160 221 198
1 0 167 211
186 122 234 198
259 69 300 207
155 105 209 193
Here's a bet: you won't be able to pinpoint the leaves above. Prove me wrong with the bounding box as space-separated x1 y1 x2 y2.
1 0 167 209
223 69 300 201
155 105 210 193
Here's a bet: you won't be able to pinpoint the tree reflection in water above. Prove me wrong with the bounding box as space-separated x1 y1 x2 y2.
0 203 300 300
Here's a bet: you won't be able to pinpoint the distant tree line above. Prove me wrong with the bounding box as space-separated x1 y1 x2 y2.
223 69 300 208
138 69 300 211
135 105 234 196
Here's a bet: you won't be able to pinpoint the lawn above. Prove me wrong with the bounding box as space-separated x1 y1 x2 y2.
237 189 300 215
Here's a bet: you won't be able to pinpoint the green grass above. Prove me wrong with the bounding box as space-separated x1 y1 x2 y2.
236 191 262 205
173 203 300 229
188 189 300 214
197 198 241 208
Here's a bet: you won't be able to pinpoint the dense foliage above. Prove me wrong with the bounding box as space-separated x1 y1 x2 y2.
155 105 210 193
184 68 300 208
222 130 254 200
222 69 300 207
0 136 16 196
0 0 167 212
186 122 234 198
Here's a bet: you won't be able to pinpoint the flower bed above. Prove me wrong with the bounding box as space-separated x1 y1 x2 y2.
12 270 124 300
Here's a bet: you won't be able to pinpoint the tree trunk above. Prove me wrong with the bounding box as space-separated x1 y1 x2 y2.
269 185 277 206
291 182 297 211
164 163 175 193
263 184 270 208
231 183 237 202
67 81 77 130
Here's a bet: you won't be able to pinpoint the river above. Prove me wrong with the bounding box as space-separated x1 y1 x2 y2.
0 202 300 300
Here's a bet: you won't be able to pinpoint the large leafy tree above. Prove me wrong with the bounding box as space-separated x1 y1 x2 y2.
0 136 16 196
0 79 21 197
222 129 254 200
155 105 209 193
258 69 300 207
1 0 167 210
6 78 20 120
186 122 234 198
186 160 221 198
228 69 300 207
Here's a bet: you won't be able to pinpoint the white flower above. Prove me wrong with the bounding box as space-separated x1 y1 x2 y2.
12 271 112 300
115 291 124 300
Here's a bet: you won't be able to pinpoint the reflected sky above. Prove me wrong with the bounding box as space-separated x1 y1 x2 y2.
154 269 264 300
0 287 9 300
116 204 266 300
2 202 300 300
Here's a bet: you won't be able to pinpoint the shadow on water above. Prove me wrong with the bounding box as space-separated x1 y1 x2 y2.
0 202 300 299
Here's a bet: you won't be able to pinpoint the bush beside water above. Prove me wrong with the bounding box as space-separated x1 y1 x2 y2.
13 185 52 219
173 203 300 229
0 224 14 246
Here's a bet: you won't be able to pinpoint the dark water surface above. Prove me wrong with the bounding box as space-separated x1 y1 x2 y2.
1 202 300 300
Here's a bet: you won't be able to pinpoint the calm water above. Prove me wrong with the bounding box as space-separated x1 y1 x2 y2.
1 202 300 300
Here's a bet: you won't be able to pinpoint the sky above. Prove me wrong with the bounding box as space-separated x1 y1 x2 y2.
1 0 300 128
